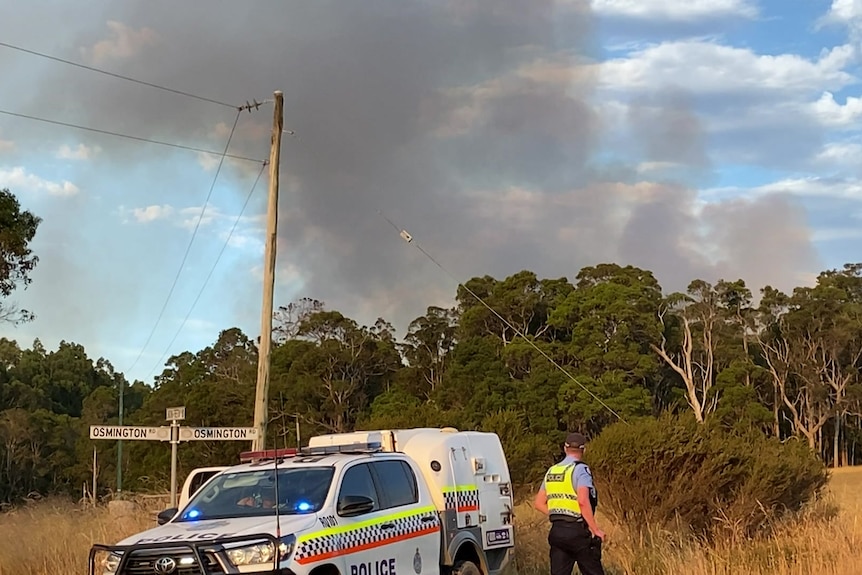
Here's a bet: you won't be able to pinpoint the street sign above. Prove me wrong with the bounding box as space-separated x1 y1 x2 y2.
90 425 170 441
179 427 259 441
90 420 257 508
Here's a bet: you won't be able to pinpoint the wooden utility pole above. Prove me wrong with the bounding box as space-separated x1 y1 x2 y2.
252 90 283 451
117 378 123 496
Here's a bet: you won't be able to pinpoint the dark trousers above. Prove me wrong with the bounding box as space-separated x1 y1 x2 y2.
548 519 604 575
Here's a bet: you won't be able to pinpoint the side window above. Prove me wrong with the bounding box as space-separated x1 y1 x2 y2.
337 463 379 515
189 471 218 498
372 460 419 509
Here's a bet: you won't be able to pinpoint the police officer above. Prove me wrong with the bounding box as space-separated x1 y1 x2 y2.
533 432 605 575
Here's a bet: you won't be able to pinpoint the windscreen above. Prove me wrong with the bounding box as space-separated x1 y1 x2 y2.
177 466 334 521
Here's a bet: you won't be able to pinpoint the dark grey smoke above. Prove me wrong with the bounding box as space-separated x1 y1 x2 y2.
617 87 821 296
627 87 711 179
6 0 822 343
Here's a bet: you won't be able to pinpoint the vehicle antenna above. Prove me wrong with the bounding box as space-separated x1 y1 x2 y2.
273 407 282 540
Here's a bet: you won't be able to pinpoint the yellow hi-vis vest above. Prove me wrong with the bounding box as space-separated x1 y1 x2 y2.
544 462 582 517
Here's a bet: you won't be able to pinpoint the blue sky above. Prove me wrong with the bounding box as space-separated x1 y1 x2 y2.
2 0 862 385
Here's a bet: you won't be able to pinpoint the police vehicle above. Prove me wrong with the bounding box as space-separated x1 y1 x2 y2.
89 427 516 575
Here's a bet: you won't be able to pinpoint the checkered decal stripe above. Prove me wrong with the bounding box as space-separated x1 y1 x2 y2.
294 510 440 564
295 533 340 562
443 486 479 512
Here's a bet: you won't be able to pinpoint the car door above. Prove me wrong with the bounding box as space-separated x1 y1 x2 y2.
369 459 441 575
335 461 397 575
466 435 514 552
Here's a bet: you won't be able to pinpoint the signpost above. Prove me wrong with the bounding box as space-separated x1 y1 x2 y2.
89 406 259 507
166 407 184 509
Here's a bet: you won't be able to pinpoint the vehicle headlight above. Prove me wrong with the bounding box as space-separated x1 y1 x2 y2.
101 552 122 575
226 535 296 567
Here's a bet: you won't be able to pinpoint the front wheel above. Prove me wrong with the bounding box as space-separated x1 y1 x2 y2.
452 560 482 575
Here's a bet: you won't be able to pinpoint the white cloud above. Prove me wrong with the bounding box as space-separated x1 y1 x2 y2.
600 41 855 95
196 153 221 172
814 141 862 166
587 38 862 168
178 204 224 230
0 136 13 153
219 229 263 252
0 166 80 197
57 143 101 160
590 0 758 21
809 91 862 128
635 161 683 173
764 177 862 200
125 202 265 254
131 204 175 223
80 20 159 66
820 0 862 28
811 226 862 242
702 176 862 202
123 200 266 235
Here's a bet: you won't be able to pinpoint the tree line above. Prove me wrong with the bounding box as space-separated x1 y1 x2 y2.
0 186 860 504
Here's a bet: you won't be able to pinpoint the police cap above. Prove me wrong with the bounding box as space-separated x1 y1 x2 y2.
565 432 587 449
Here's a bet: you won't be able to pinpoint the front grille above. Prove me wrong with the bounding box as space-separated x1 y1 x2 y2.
120 548 225 575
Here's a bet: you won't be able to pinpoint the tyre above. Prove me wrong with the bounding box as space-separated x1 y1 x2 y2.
452 560 482 575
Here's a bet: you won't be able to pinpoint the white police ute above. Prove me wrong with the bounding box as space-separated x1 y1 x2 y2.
89 428 517 575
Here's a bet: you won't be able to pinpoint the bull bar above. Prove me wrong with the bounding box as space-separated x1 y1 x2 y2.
88 532 285 575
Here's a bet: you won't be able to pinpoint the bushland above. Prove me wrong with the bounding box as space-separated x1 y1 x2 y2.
584 413 830 541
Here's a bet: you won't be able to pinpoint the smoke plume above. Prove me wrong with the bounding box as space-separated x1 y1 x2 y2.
7 0 821 346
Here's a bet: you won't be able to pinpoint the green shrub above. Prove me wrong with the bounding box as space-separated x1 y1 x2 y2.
585 412 829 540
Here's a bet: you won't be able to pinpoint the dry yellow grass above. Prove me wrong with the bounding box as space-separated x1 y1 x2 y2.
0 497 155 575
0 467 860 575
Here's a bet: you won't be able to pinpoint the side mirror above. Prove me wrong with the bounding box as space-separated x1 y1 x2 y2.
337 495 375 517
157 507 179 525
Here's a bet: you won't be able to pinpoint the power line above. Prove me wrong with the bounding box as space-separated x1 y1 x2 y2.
0 108 262 162
143 160 269 382
124 108 245 377
0 40 236 109
377 210 629 425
